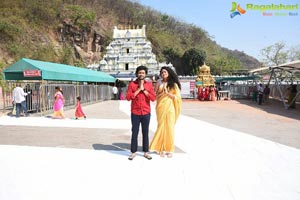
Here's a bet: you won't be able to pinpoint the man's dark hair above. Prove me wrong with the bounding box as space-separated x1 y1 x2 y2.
135 65 148 76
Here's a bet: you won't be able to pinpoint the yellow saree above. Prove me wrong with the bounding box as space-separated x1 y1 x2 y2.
150 83 182 153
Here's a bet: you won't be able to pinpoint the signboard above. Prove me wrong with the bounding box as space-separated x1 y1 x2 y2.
190 81 195 91
23 70 41 77
180 80 196 98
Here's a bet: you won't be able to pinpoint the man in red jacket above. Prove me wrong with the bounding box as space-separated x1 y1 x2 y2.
126 66 156 160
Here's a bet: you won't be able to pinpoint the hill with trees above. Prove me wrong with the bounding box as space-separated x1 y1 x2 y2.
0 0 260 77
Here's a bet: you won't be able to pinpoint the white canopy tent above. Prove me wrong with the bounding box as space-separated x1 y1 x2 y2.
250 60 300 109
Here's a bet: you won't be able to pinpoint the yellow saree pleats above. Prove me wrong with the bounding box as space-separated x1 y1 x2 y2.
150 84 181 153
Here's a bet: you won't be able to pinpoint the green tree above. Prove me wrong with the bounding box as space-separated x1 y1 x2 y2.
0 20 23 42
161 14 169 23
260 42 288 66
288 45 300 61
62 5 95 29
182 48 206 75
0 62 5 81
211 58 226 75
24 0 62 25
162 47 180 64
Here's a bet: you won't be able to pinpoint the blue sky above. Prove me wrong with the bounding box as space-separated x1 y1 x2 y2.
137 0 300 60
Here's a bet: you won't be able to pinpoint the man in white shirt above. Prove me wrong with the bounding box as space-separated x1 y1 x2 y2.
112 85 118 100
12 83 29 117
257 83 264 105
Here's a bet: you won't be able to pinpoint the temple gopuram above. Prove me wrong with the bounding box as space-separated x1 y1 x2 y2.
99 25 166 80
195 63 215 87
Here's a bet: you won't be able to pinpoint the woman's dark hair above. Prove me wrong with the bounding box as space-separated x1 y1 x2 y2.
160 66 181 90
77 96 81 101
135 65 148 76
55 86 63 94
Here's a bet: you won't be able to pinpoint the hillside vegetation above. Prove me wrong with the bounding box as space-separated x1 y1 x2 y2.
0 0 260 76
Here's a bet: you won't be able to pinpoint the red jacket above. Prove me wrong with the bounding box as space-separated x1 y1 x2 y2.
126 80 156 115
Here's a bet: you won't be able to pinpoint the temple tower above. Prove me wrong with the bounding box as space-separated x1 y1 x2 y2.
99 25 160 79
196 63 215 87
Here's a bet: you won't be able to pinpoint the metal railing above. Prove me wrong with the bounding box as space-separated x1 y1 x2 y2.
1 82 114 116
1 82 299 115
179 83 299 102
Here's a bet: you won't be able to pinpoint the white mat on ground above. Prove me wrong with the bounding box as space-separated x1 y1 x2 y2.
0 101 299 200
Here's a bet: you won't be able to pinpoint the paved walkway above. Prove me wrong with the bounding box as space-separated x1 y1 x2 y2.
0 100 300 200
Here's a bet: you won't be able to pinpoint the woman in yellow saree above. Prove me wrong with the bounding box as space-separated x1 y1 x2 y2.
150 66 182 158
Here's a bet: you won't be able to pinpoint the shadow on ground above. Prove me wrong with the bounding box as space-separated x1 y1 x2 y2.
92 143 185 153
235 99 300 120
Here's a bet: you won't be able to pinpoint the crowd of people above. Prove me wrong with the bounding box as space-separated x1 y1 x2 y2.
10 70 298 161
249 83 298 108
249 83 271 105
197 85 221 101
12 85 87 119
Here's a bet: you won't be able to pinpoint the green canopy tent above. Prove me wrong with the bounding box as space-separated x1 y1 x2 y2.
3 58 115 83
2 58 116 115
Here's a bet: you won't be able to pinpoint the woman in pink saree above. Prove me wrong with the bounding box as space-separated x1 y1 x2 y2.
52 86 65 119
150 67 182 158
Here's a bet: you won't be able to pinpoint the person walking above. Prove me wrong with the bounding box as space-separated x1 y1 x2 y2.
252 85 258 103
52 86 65 119
112 85 118 100
23 84 33 111
263 85 271 104
75 96 86 120
258 83 264 105
150 66 182 158
216 85 221 101
126 66 156 160
12 83 30 117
